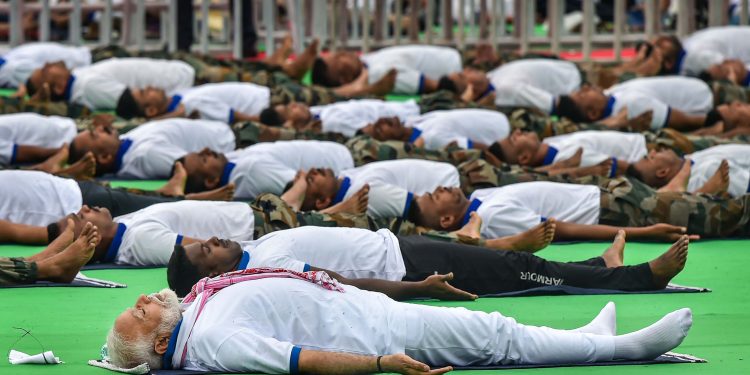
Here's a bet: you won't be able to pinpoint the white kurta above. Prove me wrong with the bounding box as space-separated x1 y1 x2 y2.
0 113 77 165
311 99 420 137
543 131 648 167
0 170 82 226
687 144 750 198
408 109 511 150
362 45 463 94
0 42 91 87
176 82 271 123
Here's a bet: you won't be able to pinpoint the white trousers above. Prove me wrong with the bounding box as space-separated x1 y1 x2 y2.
402 304 615 366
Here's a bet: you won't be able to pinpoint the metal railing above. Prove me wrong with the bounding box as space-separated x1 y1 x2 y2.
0 0 746 61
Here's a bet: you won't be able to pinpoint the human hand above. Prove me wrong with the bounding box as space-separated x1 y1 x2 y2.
419 273 478 301
380 353 453 374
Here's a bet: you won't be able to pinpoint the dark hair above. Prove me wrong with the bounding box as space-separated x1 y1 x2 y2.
703 108 723 128
625 163 644 181
406 198 424 225
67 141 87 165
25 77 37 97
311 58 332 86
115 89 144 119
554 95 589 123
173 157 208 194
167 244 202 297
437 76 459 94
259 107 284 126
487 141 507 162
697 70 713 83
46 222 61 244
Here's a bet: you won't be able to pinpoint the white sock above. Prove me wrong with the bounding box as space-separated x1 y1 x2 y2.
573 301 616 336
613 308 693 360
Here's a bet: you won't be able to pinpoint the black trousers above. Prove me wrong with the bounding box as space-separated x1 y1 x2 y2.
77 181 181 218
397 235 655 295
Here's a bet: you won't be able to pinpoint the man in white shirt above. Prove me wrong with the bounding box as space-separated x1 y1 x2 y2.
168 225 690 298
558 77 713 131
409 180 750 240
69 118 235 178
629 144 750 197
31 58 194 118
259 99 421 136
675 26 750 76
490 59 582 110
0 42 91 92
490 129 648 177
106 277 693 373
361 109 511 150
0 113 76 166
179 140 354 199
302 159 461 219
312 45 463 95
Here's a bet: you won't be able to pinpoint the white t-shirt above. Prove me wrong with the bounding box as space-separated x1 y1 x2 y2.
310 99 420 137
687 144 750 198
681 26 750 76
118 118 236 179
226 141 354 199
242 226 406 280
605 77 713 130
543 131 648 168
407 109 511 150
338 159 460 219
490 59 580 112
175 82 271 123
113 201 254 266
174 279 406 373
69 58 195 110
0 113 76 165
0 170 82 226
362 45 463 94
470 182 601 238
0 42 91 87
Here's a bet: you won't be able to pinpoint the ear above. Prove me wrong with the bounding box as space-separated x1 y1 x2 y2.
315 196 332 210
439 214 457 230
145 105 159 118
586 107 603 121
204 175 220 190
517 151 532 166
97 153 114 165
655 166 670 179
154 333 170 355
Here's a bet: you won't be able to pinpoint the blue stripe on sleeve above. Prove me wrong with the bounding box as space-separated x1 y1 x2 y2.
289 346 302 374
10 144 18 164
175 234 184 245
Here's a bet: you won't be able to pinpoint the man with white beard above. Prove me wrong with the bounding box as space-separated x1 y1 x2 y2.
106 274 693 373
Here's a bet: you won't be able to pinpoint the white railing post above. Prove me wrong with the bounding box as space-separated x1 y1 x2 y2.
425 0 434 45
135 0 145 50
9 0 23 46
548 0 562 55
233 0 243 59
644 0 657 40
39 0 50 42
313 0 327 45
708 0 724 27
614 0 626 61
742 0 749 25
286 0 304 53
101 0 113 46
200 0 210 54
582 0 594 61
362 0 371 52
457 0 465 49
263 0 275 55
70 0 82 45
490 0 499 50
395 0 403 45
167 0 177 52
517 0 530 54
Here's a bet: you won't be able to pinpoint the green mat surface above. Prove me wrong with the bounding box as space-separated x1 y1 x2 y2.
1 237 748 374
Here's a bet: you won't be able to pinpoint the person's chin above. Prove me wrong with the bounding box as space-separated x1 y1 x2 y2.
229 241 243 255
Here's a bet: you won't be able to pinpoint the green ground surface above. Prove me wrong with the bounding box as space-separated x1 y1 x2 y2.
0 208 748 374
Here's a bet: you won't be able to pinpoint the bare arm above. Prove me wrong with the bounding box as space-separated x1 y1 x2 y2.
13 145 63 164
555 221 698 242
299 350 452 375
667 109 706 132
0 220 49 244
231 111 260 123
309 266 477 301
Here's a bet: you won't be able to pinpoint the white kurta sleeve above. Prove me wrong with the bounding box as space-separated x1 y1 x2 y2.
365 183 411 219
183 97 234 123
481 203 543 238
123 223 180 266
368 64 423 95
493 82 555 114
0 138 13 165
119 143 186 179
193 326 298 373
624 96 669 130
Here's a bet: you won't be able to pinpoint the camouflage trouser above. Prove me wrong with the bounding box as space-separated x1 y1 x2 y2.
645 128 750 155
345 135 483 167
0 257 37 286
598 177 750 238
711 80 749 105
250 193 373 239
268 73 349 106
457 159 573 196
0 96 92 118
232 121 349 147
507 108 612 139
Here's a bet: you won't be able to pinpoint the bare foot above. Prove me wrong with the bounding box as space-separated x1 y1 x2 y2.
453 212 482 242
323 184 369 214
57 151 96 180
280 170 309 210
30 145 69 174
156 161 187 197
28 217 76 262
186 183 235 201
648 235 689 289
487 218 556 253
283 39 319 80
658 158 692 193
696 160 729 195
460 83 475 102
365 69 397 96
602 230 625 268
37 222 99 283
266 34 294 66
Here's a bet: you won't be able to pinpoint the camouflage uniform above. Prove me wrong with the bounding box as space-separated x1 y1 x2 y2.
232 121 349 147
598 177 750 238
345 136 484 167
0 257 37 286
711 80 749 105
457 159 570 196
507 108 611 138
0 96 92 118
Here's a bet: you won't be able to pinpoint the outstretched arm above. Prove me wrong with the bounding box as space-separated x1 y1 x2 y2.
555 221 698 242
309 266 477 301
299 350 452 375
667 109 706 132
0 220 48 244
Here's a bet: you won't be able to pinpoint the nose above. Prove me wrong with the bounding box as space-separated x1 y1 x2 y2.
137 294 149 305
81 205 90 212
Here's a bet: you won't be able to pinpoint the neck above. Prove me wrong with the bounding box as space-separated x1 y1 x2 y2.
402 127 415 142
532 143 550 166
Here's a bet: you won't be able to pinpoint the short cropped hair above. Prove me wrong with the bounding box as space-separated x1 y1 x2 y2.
259 107 284 126
554 95 589 123
437 76 459 94
487 141 507 162
311 58 334 86
116 89 144 119
167 244 201 297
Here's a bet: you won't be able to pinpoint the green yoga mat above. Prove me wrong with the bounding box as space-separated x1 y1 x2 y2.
0 238 747 374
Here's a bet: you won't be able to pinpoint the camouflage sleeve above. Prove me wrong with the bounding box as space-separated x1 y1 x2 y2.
233 121 349 147
0 257 37 285
0 97 92 118
345 135 482 167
